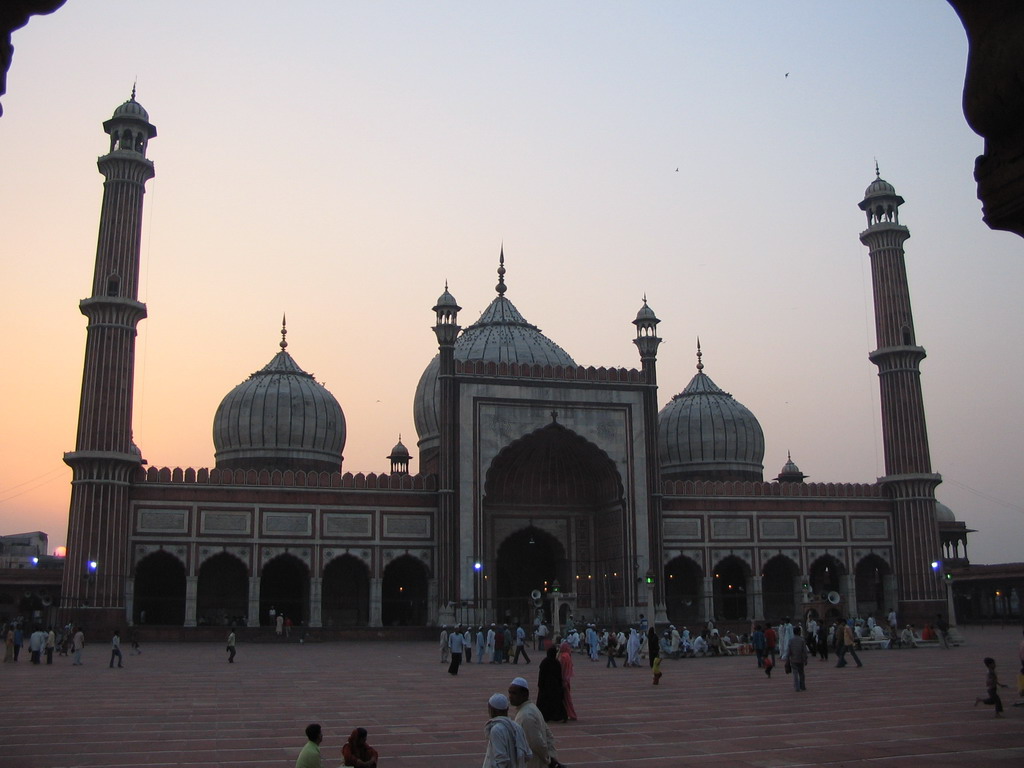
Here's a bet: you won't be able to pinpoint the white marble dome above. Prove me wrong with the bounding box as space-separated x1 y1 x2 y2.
658 353 765 482
213 339 345 473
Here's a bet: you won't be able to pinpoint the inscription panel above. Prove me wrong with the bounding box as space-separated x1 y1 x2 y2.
759 519 797 540
852 519 889 539
324 513 372 537
664 519 701 540
137 508 188 533
263 512 312 536
383 515 431 538
711 518 750 540
201 511 251 535
806 519 844 539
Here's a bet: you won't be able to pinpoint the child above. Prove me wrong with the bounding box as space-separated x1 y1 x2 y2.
652 654 662 685
606 632 618 668
975 657 1008 717
764 654 774 678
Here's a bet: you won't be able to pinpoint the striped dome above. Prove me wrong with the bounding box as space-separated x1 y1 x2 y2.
658 363 764 482
213 347 345 472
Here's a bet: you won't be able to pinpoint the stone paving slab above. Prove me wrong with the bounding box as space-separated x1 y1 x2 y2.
1 626 1022 767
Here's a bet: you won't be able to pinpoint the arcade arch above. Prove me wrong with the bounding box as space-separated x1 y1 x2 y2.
259 554 309 627
712 555 750 621
664 555 702 627
761 555 799 622
133 550 185 625
197 552 248 626
322 554 370 627
382 554 429 626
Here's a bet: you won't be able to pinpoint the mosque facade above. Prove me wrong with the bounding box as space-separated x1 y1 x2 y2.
59 96 969 634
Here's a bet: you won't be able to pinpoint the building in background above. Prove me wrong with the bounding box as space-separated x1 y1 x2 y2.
57 96 975 635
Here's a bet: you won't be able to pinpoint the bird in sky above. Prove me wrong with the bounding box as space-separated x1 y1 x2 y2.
785 72 789 78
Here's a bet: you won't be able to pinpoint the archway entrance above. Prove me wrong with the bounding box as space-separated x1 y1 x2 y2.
664 556 702 627
483 422 626 623
197 552 248 626
322 555 370 627
854 555 891 620
382 555 429 626
761 555 798 622
809 555 846 619
495 526 567 626
260 554 309 627
712 556 749 621
133 550 186 625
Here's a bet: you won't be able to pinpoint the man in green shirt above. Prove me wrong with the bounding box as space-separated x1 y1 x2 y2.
296 723 323 768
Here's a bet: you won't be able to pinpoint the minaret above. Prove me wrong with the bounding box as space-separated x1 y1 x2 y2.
61 91 156 629
858 168 944 623
632 297 667 623
432 279 461 625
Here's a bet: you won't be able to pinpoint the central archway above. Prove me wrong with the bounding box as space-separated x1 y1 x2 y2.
483 422 627 623
260 554 309 627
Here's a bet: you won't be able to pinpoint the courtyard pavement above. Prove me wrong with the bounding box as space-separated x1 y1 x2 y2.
2 625 1022 767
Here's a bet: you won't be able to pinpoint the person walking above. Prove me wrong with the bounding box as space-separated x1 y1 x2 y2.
647 626 660 669
536 646 567 722
226 628 236 663
71 626 85 665
835 620 862 668
45 626 55 664
785 626 809 691
448 624 465 675
439 625 450 664
513 624 531 664
508 676 565 768
558 641 578 721
109 629 123 668
476 626 486 663
482 693 531 768
751 624 766 668
975 657 1009 717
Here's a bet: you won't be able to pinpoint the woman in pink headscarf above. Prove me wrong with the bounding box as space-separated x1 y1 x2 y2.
558 640 578 721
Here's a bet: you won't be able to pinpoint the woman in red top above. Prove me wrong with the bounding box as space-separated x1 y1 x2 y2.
342 728 378 768
558 640 578 721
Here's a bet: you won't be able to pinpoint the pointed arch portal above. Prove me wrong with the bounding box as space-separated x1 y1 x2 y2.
484 422 627 623
260 554 309 627
382 555 429 626
323 554 370 627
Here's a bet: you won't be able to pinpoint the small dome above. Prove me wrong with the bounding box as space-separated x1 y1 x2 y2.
934 501 956 523
112 97 150 122
213 342 345 473
658 352 765 482
863 176 896 199
434 285 460 310
389 437 410 458
634 298 659 325
775 452 806 483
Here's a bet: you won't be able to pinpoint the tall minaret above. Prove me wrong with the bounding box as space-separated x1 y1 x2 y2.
858 168 944 623
61 91 156 629
632 297 667 622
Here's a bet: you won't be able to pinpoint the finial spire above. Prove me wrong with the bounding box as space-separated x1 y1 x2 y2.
131 81 137 102
280 314 288 350
874 158 880 179
696 337 703 372
496 244 507 296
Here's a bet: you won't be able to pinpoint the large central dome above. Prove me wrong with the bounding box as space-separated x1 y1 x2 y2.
413 254 576 457
213 324 345 473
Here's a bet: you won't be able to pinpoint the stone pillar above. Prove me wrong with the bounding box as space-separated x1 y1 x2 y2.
124 578 134 627
883 573 897 619
702 576 715 623
308 577 322 628
843 573 858 618
750 575 764 621
427 579 438 626
370 577 383 627
248 576 260 628
184 575 197 628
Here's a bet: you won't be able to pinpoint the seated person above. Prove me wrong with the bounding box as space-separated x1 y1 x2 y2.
921 623 935 641
708 632 723 656
342 727 379 768
870 624 886 641
692 634 708 656
900 625 917 648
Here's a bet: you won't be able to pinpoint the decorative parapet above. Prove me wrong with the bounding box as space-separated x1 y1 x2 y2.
454 359 646 384
662 479 883 497
135 466 437 491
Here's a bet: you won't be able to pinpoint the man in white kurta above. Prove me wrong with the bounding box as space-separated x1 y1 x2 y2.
483 693 531 768
508 677 560 768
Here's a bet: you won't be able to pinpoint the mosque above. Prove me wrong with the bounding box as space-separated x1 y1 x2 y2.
59 94 971 635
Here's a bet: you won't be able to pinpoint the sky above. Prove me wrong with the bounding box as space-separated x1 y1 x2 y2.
0 1 1021 564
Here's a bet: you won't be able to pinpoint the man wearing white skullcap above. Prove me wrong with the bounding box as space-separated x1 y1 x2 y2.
508 677 564 768
483 692 531 768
